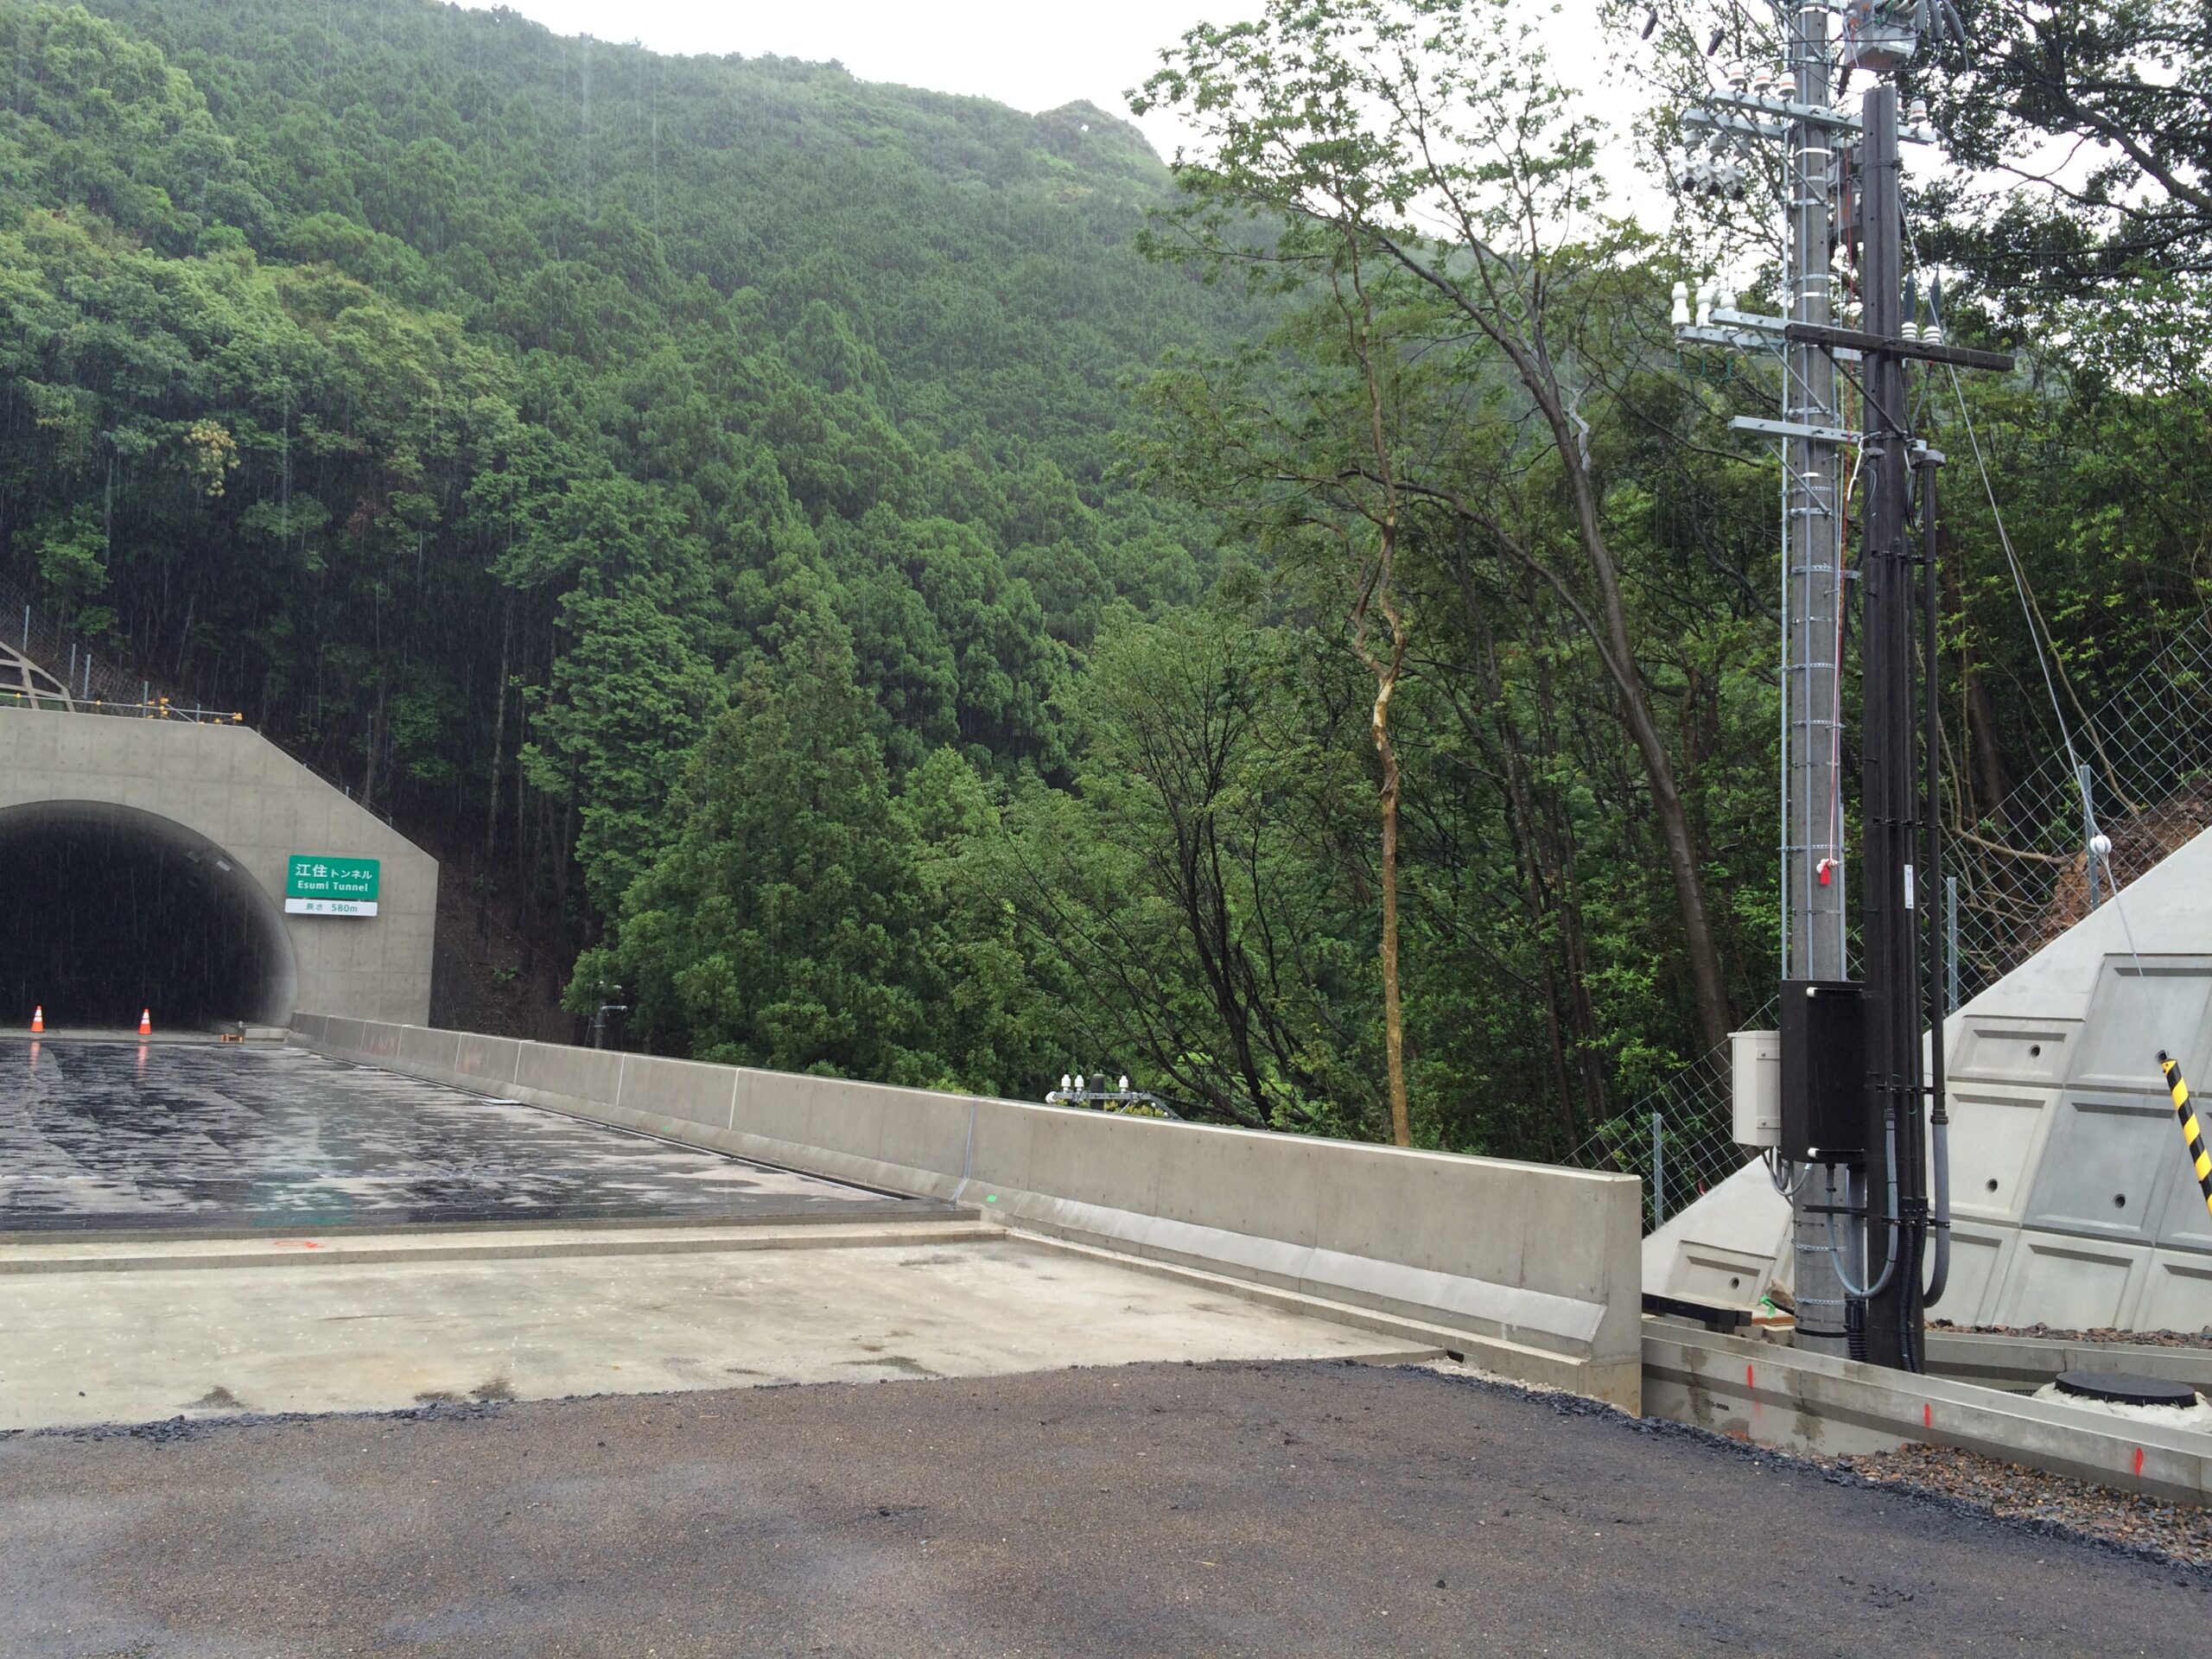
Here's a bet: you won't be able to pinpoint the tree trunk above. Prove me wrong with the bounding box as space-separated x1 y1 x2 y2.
1470 601 1580 1149
1558 470 1732 1052
1942 555 2009 825
1524 607 1610 1127
1374 664 1411 1147
1376 235 1734 1052
486 596 512 855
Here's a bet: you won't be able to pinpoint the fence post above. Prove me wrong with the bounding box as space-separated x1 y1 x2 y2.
1946 874 1961 1013
2077 761 2102 910
1650 1109 1666 1229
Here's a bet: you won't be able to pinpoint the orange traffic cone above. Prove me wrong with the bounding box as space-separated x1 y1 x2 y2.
29 1005 42 1033
138 1008 152 1037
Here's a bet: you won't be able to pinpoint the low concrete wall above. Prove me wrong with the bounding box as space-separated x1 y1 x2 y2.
1645 1321 2212 1508
289 1014 1643 1408
1925 1330 2212 1395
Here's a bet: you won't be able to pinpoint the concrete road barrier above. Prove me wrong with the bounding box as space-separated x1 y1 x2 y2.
292 1017 1643 1408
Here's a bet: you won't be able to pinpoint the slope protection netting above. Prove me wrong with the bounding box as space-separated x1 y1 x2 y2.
0 571 189 713
1564 612 2212 1232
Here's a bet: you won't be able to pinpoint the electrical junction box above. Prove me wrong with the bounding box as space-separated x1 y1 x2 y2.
1841 0 1918 71
1731 1029 1782 1149
1780 980 1868 1162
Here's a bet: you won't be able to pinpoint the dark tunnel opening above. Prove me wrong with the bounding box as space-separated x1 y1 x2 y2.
0 802 296 1030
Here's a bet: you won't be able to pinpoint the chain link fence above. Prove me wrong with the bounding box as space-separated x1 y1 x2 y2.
1562 1004 1771 1234
0 572 242 721
1559 611 2212 1233
0 571 398 822
1949 613 2212 1004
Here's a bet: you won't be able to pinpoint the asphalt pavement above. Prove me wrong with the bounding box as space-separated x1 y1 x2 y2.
0 1039 882 1229
4 1359 2207 1656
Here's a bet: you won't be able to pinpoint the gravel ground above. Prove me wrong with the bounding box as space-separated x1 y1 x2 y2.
1932 1320 2212 1351
3 1358 2209 1657
1827 1442 2212 1568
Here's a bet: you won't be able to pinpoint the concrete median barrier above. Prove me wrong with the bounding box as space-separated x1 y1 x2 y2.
292 1016 1643 1408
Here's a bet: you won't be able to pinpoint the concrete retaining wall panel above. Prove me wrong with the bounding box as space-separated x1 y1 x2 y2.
616 1055 739 1131
2138 1248 2212 1329
2068 963 2212 1094
2025 1090 2175 1243
1939 1221 2017 1327
1949 1015 2078 1088
453 1033 523 1089
513 1042 623 1109
2151 1147 2212 1252
323 1017 368 1055
397 1026 461 1076
1946 1084 2058 1225
1993 1230 2149 1328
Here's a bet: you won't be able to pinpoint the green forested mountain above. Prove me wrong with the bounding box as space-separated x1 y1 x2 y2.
0 0 1250 1070
2 0 2203 1159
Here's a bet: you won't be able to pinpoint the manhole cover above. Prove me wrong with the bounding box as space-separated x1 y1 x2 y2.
2053 1370 2202 1408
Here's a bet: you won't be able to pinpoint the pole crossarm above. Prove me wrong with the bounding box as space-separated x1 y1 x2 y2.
1732 415 1864 446
1784 321 2017 372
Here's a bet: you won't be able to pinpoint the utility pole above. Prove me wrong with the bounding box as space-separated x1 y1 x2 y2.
1669 1 2010 1371
1855 81 1922 1366
1783 0 1852 1356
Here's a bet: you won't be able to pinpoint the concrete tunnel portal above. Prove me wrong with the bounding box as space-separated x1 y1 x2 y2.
0 800 298 1030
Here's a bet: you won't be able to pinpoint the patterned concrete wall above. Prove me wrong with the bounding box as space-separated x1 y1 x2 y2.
0 709 435 1026
1943 840 2212 1330
1647 825 2212 1334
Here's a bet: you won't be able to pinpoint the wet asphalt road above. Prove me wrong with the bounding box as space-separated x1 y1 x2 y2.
3 1360 2207 1657
0 1039 882 1230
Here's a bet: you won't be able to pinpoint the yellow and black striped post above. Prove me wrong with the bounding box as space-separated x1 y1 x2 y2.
2158 1051 2212 1224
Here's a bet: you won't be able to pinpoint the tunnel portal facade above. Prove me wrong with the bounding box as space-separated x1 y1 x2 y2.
0 710 435 1030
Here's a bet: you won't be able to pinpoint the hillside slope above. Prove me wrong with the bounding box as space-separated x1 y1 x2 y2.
0 1 1261 1028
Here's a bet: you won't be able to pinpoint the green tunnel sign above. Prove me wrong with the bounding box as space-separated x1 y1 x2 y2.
285 855 381 917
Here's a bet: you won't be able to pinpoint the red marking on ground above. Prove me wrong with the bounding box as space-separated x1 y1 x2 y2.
273 1239 325 1250
1923 1402 1932 1430
2134 1446 2145 1478
1745 1363 1755 1391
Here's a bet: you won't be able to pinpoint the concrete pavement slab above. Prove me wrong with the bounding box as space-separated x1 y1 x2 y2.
0 1236 1411 1430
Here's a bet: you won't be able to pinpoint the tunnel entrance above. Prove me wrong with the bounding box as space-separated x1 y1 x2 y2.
0 801 296 1030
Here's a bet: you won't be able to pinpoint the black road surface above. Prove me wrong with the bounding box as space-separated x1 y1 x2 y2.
2 1360 2204 1657
0 1039 887 1230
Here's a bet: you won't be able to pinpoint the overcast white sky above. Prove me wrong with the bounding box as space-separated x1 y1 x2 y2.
471 2 1981 213
480 1 1273 156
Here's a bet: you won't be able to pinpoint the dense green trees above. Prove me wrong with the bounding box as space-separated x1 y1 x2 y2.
0 0 2201 1160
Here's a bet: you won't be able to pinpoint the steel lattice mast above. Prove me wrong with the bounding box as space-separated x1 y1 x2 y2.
1669 0 2005 1367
